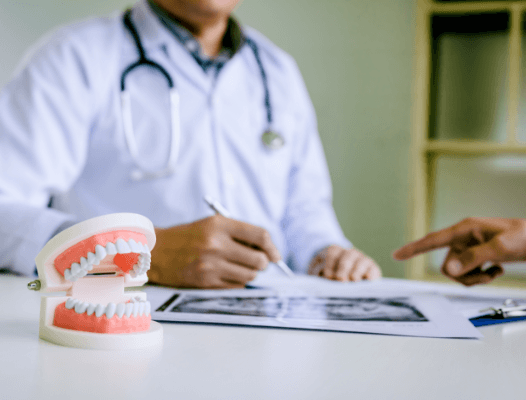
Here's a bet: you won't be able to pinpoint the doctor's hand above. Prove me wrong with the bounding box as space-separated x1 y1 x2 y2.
148 215 281 289
392 218 526 286
308 245 382 282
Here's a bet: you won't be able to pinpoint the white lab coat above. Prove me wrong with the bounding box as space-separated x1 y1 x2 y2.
0 0 350 276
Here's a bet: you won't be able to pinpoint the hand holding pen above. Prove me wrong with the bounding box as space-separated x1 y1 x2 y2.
204 196 295 278
148 197 292 289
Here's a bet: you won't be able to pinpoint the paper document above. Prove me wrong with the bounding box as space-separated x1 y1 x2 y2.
248 274 526 320
146 285 482 339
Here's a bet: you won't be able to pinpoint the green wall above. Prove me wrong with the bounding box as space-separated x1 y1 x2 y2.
236 0 416 277
0 0 416 278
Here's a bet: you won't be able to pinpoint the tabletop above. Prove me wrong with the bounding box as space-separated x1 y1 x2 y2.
1 275 526 400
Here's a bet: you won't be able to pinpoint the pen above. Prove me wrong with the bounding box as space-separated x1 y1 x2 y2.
203 195 295 278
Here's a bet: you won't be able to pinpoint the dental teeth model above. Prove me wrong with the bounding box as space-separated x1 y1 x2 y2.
32 213 163 350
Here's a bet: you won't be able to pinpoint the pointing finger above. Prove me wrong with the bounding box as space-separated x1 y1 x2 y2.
393 219 486 260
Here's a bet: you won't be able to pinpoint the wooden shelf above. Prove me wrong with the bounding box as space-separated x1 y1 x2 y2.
430 2 521 15
407 0 526 284
425 140 526 154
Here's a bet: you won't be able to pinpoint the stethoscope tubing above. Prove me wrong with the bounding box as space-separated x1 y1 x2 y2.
120 9 281 180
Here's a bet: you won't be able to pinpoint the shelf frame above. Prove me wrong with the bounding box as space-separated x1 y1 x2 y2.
407 0 526 287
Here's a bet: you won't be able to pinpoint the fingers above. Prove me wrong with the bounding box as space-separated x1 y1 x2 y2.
306 251 325 276
189 258 259 289
345 253 381 282
441 242 505 286
393 227 458 260
335 249 363 281
223 240 270 271
219 261 259 287
319 246 344 279
443 236 507 278
392 218 490 260
443 264 504 287
456 265 504 286
311 246 381 282
225 218 281 263
364 262 382 280
325 249 361 282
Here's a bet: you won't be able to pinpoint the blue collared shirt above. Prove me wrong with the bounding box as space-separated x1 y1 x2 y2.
147 0 244 74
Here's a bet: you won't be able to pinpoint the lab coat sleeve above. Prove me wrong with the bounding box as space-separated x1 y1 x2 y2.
0 28 98 275
282 61 352 274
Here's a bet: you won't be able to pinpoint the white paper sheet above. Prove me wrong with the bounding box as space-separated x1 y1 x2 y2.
248 274 526 319
146 282 482 339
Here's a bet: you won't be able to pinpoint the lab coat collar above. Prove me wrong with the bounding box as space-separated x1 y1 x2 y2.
130 0 246 91
130 0 214 90
131 0 177 54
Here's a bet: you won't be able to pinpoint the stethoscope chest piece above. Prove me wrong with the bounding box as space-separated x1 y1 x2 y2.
262 130 285 150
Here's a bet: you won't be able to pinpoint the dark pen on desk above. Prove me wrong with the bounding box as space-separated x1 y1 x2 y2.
203 195 295 278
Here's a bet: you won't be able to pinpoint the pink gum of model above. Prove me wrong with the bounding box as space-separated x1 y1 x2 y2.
54 302 151 334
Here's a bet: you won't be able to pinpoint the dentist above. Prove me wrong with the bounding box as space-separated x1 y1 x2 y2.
0 0 381 288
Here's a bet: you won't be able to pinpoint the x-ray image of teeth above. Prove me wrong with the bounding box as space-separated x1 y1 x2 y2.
169 295 428 322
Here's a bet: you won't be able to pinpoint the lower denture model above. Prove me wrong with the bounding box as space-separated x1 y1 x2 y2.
34 213 163 349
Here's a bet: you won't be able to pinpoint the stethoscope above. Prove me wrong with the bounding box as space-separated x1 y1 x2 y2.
121 10 285 180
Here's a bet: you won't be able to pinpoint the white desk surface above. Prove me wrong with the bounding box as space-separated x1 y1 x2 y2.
2 275 526 400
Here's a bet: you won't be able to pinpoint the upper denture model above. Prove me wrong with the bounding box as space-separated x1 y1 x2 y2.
34 213 163 350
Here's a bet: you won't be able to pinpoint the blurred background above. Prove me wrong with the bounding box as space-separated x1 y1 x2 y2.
2 0 523 283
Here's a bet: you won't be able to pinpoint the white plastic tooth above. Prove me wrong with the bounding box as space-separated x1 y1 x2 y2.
133 302 139 317
78 269 88 278
106 303 116 319
87 252 99 266
145 301 151 315
140 260 150 270
70 275 79 282
87 303 96 316
95 244 107 261
80 257 88 270
128 238 140 253
65 298 78 309
137 242 146 253
116 238 131 254
75 302 89 314
116 303 125 318
138 302 145 316
139 255 151 266
64 269 72 281
95 304 105 318
143 244 150 254
71 262 81 276
106 242 117 255
125 303 134 318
